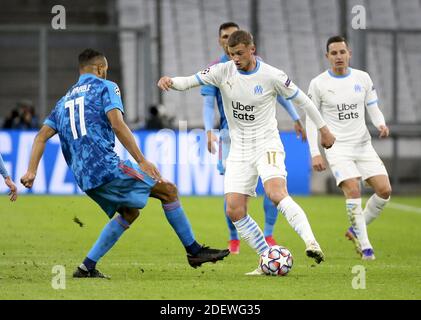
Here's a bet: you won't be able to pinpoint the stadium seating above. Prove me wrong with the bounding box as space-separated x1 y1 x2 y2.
115 0 421 130
0 0 121 122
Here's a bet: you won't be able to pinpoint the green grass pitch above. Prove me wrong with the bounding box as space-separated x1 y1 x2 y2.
1 195 420 300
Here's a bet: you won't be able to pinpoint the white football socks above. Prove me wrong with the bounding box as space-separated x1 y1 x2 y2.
363 194 390 225
277 196 316 245
346 198 372 250
233 214 269 255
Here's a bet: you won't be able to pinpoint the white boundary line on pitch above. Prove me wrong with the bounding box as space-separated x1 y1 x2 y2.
388 202 421 214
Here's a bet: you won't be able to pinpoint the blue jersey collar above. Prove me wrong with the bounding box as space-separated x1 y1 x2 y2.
328 68 352 78
238 59 260 75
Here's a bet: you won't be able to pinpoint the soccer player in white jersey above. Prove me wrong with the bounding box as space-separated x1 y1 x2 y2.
202 22 306 254
306 36 392 260
158 30 336 273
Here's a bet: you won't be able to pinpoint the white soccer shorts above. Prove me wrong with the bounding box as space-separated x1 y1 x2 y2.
224 148 287 196
325 142 388 186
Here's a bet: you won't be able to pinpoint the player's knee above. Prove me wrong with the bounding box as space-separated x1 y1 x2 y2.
226 205 246 222
161 181 179 203
266 190 288 205
120 208 139 224
341 182 361 198
377 185 392 199
347 189 361 198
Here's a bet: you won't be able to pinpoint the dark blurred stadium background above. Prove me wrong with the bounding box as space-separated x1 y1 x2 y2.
0 0 420 194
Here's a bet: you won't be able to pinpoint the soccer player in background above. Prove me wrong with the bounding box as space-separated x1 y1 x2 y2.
158 30 336 274
306 36 392 260
0 153 17 201
20 49 229 278
202 22 306 254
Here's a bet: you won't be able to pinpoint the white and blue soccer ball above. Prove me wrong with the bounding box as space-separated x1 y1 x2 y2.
259 245 293 276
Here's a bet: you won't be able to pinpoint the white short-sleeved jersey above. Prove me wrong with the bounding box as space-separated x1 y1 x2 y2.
308 68 378 146
195 60 299 161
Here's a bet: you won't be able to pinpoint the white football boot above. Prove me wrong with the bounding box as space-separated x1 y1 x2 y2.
305 241 325 264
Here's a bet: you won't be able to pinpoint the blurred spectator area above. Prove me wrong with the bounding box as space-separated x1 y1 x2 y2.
0 0 121 124
117 0 421 129
1 0 420 129
2 99 39 129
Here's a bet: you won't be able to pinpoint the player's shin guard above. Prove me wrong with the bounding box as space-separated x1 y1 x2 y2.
232 214 269 255
346 199 372 250
85 215 130 269
277 196 316 244
163 201 200 254
363 194 390 225
263 194 278 237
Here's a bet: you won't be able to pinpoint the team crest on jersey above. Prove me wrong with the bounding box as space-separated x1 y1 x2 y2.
200 67 210 75
254 85 263 95
115 86 121 96
354 84 362 93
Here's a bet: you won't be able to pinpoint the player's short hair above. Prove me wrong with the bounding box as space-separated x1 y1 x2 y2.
228 30 254 47
326 35 349 52
219 22 239 36
78 48 105 68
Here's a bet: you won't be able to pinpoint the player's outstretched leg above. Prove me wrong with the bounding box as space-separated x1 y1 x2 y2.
340 179 375 260
363 193 390 225
225 193 269 275
265 178 325 264
224 198 240 254
345 198 375 260
73 208 138 279
150 181 229 268
277 196 325 264
263 194 279 246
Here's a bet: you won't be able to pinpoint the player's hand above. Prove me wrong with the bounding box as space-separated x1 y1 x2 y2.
207 131 218 154
5 176 17 202
319 126 335 149
138 159 162 183
378 125 389 138
157 76 173 91
294 120 307 141
20 172 36 189
312 155 326 172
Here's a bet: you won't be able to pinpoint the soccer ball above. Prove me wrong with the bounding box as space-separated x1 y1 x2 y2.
259 245 293 276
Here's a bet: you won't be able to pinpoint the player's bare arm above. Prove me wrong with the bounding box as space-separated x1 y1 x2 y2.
378 125 389 138
294 120 306 141
4 176 17 202
107 109 162 182
157 76 173 91
21 125 57 189
312 155 327 172
319 126 335 149
206 130 218 154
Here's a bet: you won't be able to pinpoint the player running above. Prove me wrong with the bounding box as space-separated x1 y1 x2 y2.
20 49 229 279
306 36 392 260
202 22 305 254
158 30 335 274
